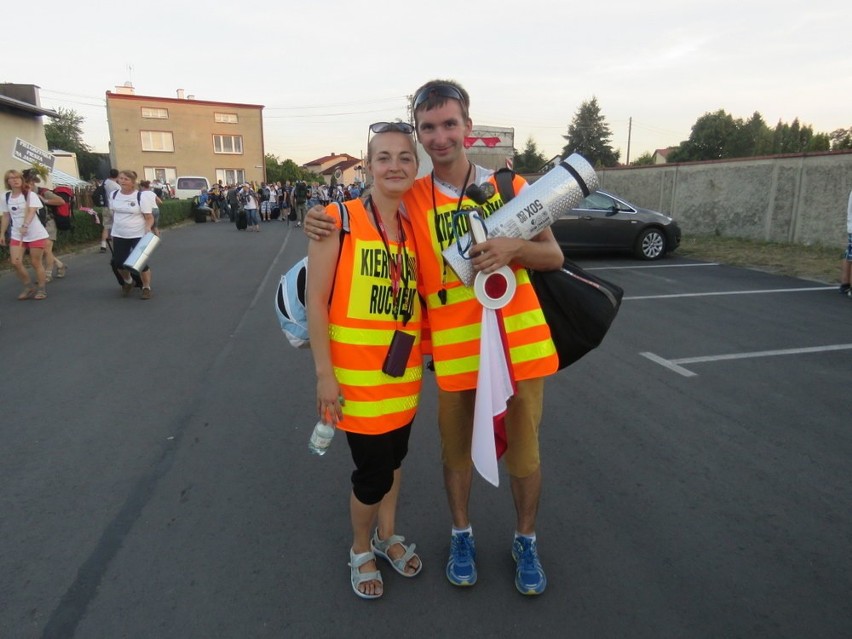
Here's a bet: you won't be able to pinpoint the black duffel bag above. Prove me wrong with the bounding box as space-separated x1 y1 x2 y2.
529 259 623 370
491 167 624 369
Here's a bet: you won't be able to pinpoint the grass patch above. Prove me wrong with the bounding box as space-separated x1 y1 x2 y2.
677 235 842 284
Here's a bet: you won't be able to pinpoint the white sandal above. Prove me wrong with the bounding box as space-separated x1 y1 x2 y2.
349 548 383 599
371 528 422 577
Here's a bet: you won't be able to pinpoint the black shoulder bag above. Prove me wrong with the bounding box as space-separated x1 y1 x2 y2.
493 169 624 370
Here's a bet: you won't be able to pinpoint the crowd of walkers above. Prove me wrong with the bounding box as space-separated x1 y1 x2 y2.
197 180 363 228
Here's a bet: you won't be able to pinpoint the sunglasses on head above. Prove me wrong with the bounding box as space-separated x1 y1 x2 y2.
412 84 464 111
369 122 415 134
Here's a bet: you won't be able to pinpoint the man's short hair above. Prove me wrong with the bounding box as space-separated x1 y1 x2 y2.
411 79 470 125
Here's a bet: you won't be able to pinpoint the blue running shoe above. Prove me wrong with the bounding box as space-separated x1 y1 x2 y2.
512 536 547 595
446 532 477 586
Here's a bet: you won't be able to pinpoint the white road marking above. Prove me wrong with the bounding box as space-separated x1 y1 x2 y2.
639 352 698 377
625 286 835 301
585 263 719 271
642 344 852 377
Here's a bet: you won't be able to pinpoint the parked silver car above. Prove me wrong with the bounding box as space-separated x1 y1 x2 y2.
551 190 681 260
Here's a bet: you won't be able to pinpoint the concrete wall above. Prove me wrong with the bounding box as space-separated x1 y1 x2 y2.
596 151 852 248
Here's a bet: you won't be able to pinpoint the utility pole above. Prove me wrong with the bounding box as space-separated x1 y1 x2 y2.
626 117 632 165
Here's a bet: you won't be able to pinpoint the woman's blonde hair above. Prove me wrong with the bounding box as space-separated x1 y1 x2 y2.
118 169 138 184
4 169 30 196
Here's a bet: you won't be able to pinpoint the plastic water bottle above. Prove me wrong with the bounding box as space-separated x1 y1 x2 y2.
308 421 335 456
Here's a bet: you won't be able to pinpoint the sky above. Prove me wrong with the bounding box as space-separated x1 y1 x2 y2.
5 0 850 167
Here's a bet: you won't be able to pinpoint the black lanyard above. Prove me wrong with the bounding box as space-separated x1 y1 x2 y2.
432 161 473 304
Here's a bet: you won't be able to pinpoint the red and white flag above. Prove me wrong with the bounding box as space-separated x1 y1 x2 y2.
471 307 515 487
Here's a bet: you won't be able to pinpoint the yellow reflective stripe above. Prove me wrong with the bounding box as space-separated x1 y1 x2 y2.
329 324 408 346
503 307 547 331
343 393 420 417
435 354 479 376
426 285 476 307
509 339 556 364
426 271 531 308
435 338 555 377
433 308 547 347
432 322 481 346
335 365 423 386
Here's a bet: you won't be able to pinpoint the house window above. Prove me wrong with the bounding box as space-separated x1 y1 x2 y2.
141 131 174 152
216 169 246 185
215 112 238 124
141 107 169 119
213 134 243 154
143 167 177 185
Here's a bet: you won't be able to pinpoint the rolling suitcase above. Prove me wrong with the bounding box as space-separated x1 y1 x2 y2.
236 209 248 230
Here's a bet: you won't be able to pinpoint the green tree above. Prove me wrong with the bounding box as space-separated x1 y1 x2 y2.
265 154 323 184
513 137 548 173
45 107 89 153
741 112 774 157
668 110 740 162
44 107 100 179
561 97 620 167
830 127 852 150
772 118 829 153
631 152 655 166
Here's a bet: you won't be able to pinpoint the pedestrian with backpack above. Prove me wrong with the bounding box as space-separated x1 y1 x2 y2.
110 170 155 300
99 169 120 252
238 183 260 232
22 169 68 283
293 180 308 227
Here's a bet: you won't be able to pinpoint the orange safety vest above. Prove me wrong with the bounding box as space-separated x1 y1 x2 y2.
403 171 557 391
326 199 423 435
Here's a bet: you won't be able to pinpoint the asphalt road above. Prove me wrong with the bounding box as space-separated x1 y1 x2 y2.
1 219 850 638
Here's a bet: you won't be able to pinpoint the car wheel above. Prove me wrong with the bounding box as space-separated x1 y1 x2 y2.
635 227 667 260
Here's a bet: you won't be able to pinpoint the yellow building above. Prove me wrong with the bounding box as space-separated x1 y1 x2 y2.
106 85 265 187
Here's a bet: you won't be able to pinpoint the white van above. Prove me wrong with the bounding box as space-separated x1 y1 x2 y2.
174 176 210 199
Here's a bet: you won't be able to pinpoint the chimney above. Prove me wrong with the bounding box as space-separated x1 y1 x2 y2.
115 82 135 95
177 88 185 100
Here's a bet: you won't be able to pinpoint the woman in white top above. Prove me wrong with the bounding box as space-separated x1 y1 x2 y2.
109 170 155 300
0 169 50 300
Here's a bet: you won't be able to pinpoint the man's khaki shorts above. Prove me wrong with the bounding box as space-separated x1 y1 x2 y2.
438 377 545 478
98 207 113 230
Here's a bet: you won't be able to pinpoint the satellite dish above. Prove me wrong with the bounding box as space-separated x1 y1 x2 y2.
334 169 342 180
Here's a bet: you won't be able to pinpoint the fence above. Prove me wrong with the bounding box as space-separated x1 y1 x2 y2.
595 150 852 248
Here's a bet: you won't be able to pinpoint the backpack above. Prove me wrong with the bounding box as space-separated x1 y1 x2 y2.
92 182 107 207
294 182 308 203
275 202 350 348
49 186 75 231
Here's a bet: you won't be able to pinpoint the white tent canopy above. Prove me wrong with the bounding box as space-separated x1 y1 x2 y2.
49 168 89 188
